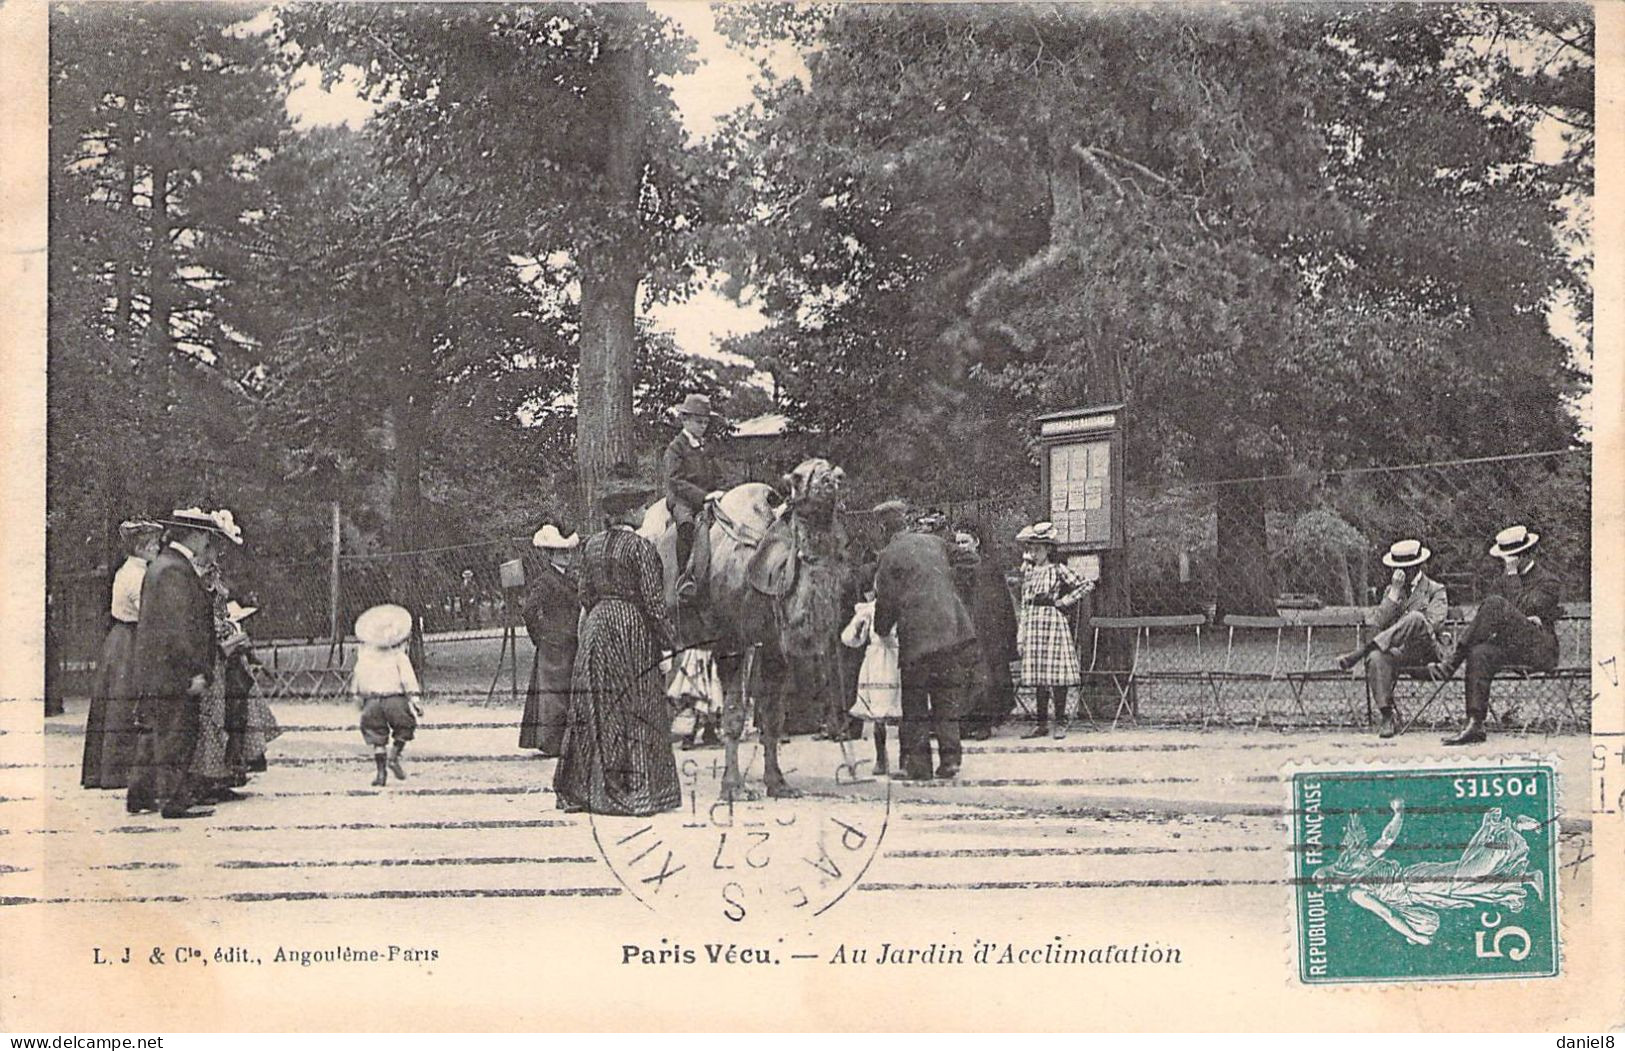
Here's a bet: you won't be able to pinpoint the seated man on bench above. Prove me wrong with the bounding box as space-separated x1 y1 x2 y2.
1334 538 1448 739
1427 524 1561 747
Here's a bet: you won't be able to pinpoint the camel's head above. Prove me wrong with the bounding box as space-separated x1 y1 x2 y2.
780 458 845 524
770 458 851 658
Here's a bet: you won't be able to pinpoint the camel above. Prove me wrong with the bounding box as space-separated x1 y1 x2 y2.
639 458 852 799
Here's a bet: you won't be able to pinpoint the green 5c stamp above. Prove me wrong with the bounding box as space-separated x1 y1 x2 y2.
1292 764 1558 984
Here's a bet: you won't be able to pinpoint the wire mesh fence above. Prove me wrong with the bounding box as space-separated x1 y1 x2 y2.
46 448 1592 729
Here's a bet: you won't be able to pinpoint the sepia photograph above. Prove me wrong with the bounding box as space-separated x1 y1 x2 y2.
0 0 1619 1034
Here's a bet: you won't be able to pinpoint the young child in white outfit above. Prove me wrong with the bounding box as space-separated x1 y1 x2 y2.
841 583 902 775
351 604 423 787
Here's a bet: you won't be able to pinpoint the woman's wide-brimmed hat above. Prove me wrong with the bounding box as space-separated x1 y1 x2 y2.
117 519 164 542
532 523 580 550
355 603 412 648
1489 524 1540 558
225 600 258 623
1015 521 1059 545
671 393 719 418
163 507 244 546
1382 538 1431 568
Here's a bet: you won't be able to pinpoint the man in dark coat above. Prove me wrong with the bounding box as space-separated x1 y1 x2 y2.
874 522 979 781
125 509 242 818
663 393 724 605
1429 525 1563 746
519 524 582 756
951 526 1020 740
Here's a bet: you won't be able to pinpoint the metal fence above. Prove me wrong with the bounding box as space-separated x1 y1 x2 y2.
937 448 1590 612
47 448 1592 729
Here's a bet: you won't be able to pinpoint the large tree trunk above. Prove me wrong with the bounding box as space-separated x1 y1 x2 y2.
577 262 639 520
574 30 648 520
1213 482 1278 620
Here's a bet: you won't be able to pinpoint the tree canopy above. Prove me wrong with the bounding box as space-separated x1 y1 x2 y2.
45 2 1591 621
712 2 1590 610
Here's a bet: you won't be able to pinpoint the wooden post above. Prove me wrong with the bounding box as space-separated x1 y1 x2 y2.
327 501 341 667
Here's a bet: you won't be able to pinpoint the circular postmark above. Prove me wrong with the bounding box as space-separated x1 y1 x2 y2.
589 735 891 925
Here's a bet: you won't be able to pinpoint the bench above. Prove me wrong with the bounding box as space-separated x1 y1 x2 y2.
1041 608 1590 731
1083 615 1213 728
1207 614 1367 727
1281 610 1371 724
249 643 352 702
1389 609 1591 735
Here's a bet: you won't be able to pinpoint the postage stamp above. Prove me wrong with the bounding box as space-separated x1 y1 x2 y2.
1291 763 1559 984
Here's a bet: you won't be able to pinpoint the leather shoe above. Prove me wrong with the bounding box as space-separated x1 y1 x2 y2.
890 770 931 781
964 726 992 741
126 802 159 815
934 765 960 780
1442 719 1487 746
160 807 215 819
1021 725 1050 739
1377 712 1398 739
1334 650 1364 672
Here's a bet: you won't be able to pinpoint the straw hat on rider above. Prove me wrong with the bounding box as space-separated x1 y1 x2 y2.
532 523 580 550
1489 524 1540 559
355 603 413 649
1381 538 1431 569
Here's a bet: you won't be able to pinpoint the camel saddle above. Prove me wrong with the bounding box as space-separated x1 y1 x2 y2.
746 516 801 598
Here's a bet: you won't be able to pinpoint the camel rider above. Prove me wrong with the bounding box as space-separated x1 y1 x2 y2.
665 393 723 604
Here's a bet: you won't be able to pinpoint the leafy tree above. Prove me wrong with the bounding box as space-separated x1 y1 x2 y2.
280 3 711 516
717 3 1588 616
48 3 289 571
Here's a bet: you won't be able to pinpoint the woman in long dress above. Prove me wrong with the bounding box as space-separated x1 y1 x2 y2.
1314 800 1547 946
554 472 682 816
81 521 164 789
220 601 279 774
519 524 581 757
190 561 246 799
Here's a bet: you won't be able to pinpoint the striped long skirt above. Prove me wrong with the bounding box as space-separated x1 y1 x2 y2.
553 598 680 816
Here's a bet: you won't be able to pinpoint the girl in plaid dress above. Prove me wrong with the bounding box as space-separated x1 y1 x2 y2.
1016 521 1092 739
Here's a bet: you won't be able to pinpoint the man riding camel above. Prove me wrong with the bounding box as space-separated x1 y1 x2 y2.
664 393 724 606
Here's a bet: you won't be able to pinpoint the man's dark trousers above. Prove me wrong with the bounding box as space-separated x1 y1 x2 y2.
899 640 977 778
1455 595 1559 720
126 692 202 813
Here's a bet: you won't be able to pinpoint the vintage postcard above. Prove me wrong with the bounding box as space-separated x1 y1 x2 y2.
1 0 1621 1033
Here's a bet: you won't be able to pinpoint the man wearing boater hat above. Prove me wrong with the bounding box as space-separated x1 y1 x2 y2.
1427 524 1561 746
663 393 724 605
1332 538 1449 739
126 507 244 819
